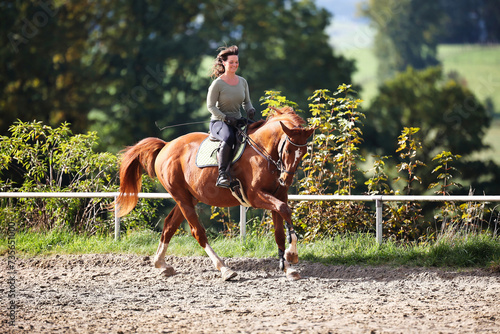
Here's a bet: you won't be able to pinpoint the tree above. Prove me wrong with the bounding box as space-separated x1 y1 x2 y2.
1 0 354 153
360 0 500 79
1 1 98 135
360 0 444 79
82 0 213 151
482 0 500 43
362 66 497 193
438 0 484 44
438 0 500 44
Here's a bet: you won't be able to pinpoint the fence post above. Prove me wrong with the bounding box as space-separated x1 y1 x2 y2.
375 197 383 245
239 205 246 241
114 196 120 241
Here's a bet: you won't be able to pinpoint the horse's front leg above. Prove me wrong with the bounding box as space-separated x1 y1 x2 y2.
252 191 301 280
272 211 301 281
285 219 299 265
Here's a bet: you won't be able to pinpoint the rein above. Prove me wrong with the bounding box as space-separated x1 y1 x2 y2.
239 128 280 171
237 123 307 185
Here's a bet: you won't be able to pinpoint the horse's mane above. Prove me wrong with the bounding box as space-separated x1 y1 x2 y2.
248 106 306 132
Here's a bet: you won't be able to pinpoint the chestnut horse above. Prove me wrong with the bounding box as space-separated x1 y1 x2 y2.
116 107 314 280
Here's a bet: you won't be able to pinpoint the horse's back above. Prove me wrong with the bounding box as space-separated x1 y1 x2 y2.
170 132 208 146
154 132 208 177
158 131 207 156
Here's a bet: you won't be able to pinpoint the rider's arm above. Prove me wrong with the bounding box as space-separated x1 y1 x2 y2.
241 77 254 113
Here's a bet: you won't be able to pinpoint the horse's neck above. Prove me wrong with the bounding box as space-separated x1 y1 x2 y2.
250 122 283 155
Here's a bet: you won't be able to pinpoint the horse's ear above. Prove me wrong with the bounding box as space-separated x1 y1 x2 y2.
280 121 294 137
281 121 315 139
304 127 315 139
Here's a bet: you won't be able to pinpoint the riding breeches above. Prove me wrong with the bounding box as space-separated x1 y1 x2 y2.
209 120 237 148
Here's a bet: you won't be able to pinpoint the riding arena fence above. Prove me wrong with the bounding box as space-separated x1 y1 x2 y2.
1 192 499 244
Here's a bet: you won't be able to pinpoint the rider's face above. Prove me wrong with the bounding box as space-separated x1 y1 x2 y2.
223 55 239 74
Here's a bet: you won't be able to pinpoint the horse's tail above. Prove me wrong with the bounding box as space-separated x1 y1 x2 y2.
116 137 167 217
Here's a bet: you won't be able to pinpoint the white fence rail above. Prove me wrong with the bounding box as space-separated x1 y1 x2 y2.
0 192 172 241
1 192 499 244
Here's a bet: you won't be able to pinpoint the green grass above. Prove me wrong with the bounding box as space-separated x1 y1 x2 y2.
2 229 160 255
301 232 500 268
2 229 499 270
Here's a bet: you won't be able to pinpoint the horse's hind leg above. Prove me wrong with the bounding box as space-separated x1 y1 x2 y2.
154 204 184 274
176 196 237 281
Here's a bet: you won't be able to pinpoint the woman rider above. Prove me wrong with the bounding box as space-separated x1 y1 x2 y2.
207 45 256 188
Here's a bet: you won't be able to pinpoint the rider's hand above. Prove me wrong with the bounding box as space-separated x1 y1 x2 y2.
247 108 255 120
225 116 238 127
236 118 247 127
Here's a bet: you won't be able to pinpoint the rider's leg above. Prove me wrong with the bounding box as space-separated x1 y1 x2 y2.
216 141 233 188
210 120 236 188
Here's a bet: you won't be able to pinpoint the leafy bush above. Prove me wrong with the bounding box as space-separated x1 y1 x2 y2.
292 85 372 241
254 87 498 242
383 127 426 240
0 121 160 235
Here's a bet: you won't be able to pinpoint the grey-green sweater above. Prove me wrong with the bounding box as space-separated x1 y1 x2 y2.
206 76 254 121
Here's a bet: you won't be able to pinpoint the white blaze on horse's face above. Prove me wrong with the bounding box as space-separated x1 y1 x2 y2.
294 147 302 165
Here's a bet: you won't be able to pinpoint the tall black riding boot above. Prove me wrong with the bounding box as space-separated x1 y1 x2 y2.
216 142 233 188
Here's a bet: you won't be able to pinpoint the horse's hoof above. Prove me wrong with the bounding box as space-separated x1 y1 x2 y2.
285 251 299 265
286 269 301 281
154 258 166 269
221 268 237 281
160 266 176 277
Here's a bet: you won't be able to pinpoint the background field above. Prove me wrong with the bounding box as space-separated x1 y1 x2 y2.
341 44 500 164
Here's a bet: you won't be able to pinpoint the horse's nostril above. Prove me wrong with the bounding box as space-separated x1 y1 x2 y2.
279 177 286 186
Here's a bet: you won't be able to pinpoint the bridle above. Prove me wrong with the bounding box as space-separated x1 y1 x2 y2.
276 134 308 175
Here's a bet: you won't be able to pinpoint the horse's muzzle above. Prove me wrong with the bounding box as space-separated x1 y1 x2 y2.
279 176 287 187
279 170 294 187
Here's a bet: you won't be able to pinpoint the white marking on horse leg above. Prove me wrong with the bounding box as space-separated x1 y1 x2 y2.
154 241 176 276
204 244 237 281
283 260 301 281
154 241 169 269
285 232 299 264
289 232 298 254
204 243 224 270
